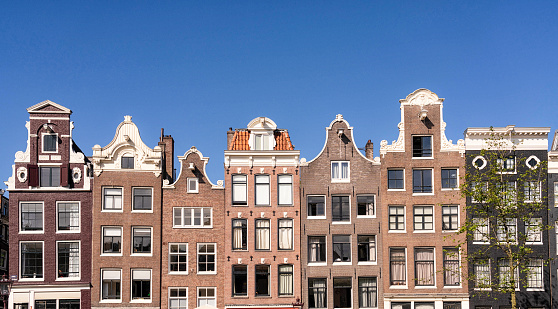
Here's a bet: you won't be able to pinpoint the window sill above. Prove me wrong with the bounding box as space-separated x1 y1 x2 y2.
387 189 406 191
187 191 199 194
278 295 294 298
255 296 272 298
18 278 44 282
131 210 154 213
526 242 543 245
526 288 544 291
197 272 217 275
308 262 327 266
56 230 81 234
101 210 123 213
131 253 153 257
332 261 352 265
442 230 458 233
443 285 462 289
357 215 376 219
101 253 123 256
56 277 81 281
389 285 408 289
100 300 122 303
255 205 271 207
332 221 351 225
441 188 459 191
414 286 437 289
412 157 433 159
168 272 189 275
19 231 44 234
413 230 435 233
331 179 350 183
232 295 249 298
278 205 294 207
232 205 249 207
173 226 213 229
357 261 377 266
388 230 407 233
130 299 152 303
412 193 434 196
307 216 327 220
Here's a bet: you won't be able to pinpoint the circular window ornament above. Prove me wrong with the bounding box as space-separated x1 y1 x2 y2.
17 166 28 182
472 156 487 170
72 167 82 183
526 155 540 169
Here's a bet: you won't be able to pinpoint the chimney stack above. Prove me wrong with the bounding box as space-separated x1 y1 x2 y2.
227 127 235 150
159 128 174 182
365 140 374 159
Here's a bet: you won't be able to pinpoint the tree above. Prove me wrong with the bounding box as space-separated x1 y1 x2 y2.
458 128 550 309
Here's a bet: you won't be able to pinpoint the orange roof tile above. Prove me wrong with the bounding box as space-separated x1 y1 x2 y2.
229 129 294 151
274 130 294 150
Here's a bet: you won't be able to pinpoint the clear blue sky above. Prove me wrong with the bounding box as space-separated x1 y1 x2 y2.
2 1 557 190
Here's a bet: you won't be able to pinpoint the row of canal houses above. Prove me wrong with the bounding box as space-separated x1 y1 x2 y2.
4 88 558 309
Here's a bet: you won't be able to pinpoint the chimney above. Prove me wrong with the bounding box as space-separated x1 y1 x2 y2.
365 140 374 159
159 128 174 181
227 127 235 150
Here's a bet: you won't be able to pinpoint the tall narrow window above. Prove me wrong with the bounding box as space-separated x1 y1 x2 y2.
358 277 377 308
308 236 326 263
43 134 58 152
197 287 216 307
413 206 433 231
57 242 79 278
132 227 151 254
278 175 293 205
197 243 216 274
131 269 151 300
527 259 543 288
20 202 43 232
133 188 152 211
169 288 187 309
473 218 489 243
357 195 375 217
415 248 435 286
412 136 432 157
255 175 270 205
57 202 79 231
333 235 351 262
442 205 458 231
554 182 558 207
103 227 122 254
232 219 247 250
169 243 188 274
232 265 247 296
390 248 406 286
232 175 247 205
255 219 270 250
332 196 350 222
21 242 43 279
308 196 325 218
333 277 352 309
413 169 432 193
524 181 541 202
187 178 199 193
441 169 458 188
498 259 518 289
526 218 542 243
388 169 404 189
102 269 121 300
278 219 293 250
443 248 460 286
389 206 405 231
357 235 376 262
497 219 517 243
278 264 293 296
40 167 60 187
473 260 490 289
103 188 122 210
308 278 327 308
331 161 350 181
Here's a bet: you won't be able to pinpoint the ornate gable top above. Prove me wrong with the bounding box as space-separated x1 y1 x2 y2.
27 100 72 114
399 88 444 107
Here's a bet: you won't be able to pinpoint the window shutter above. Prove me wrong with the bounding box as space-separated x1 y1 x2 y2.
28 164 39 186
61 164 69 187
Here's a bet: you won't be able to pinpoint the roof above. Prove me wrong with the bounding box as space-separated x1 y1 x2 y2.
229 129 294 150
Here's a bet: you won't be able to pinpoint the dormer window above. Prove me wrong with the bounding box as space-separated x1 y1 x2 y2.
254 134 271 150
42 133 58 153
121 156 134 169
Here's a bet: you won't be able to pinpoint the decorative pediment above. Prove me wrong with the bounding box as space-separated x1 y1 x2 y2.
27 100 72 114
247 117 277 130
399 88 444 107
165 146 223 189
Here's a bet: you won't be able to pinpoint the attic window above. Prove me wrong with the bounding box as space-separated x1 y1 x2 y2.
43 134 58 153
254 134 271 150
121 156 134 169
187 178 199 193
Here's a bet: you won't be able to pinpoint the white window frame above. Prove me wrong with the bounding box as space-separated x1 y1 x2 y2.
357 235 377 265
554 182 558 208
442 247 461 287
253 133 272 150
497 218 517 244
498 258 519 291
414 247 436 287
101 268 122 302
41 132 58 153
472 218 489 244
102 226 123 256
441 205 459 232
308 235 327 265
38 164 62 188
121 153 135 169
496 156 516 174
524 181 541 203
255 174 271 206
278 174 293 206
197 287 217 307
526 155 541 169
412 135 433 159
19 201 44 234
56 201 81 233
197 243 217 275
130 269 152 303
19 241 44 282
187 178 199 193
307 195 326 219
387 169 405 191
473 259 491 290
169 287 188 309
357 277 378 308
131 226 153 256
232 174 247 206
132 187 153 213
173 207 213 228
331 161 350 183
441 168 459 190
413 205 434 233
168 243 188 275
102 187 123 212
331 195 351 224
388 205 406 233
526 259 544 290
278 218 294 250
333 277 353 309
389 247 408 288
356 195 376 218
56 240 81 281
525 218 543 244
412 168 434 195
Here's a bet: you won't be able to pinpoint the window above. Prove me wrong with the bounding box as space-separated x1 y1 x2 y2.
527 259 543 289
413 206 433 231
232 219 247 250
40 166 60 187
59 300 79 309
415 248 435 286
254 134 270 150
332 196 350 222
390 248 406 285
471 181 487 203
391 303 411 309
497 219 517 243
278 264 293 296
169 243 188 274
524 181 541 202
331 161 350 182
357 195 375 217
278 175 293 205
57 242 79 278
35 300 56 309
498 259 518 289
43 134 58 152
473 218 489 243
499 181 516 205
121 156 134 169
497 156 515 171
308 236 326 263
169 288 187 309
554 182 558 207
197 287 216 307
173 207 212 228
255 175 270 205
473 260 490 289
308 196 325 218
20 202 43 232
526 218 542 243
21 242 43 279
388 169 404 189
413 169 432 193
187 178 198 193
103 188 122 210
57 202 79 231
132 227 151 254
333 235 351 262
389 206 405 231
232 265 247 296
333 277 352 309
278 219 293 250
197 243 216 274
103 227 122 254
232 175 247 205
357 235 376 263
414 304 434 309
308 278 327 308
412 136 432 157
102 269 121 300
442 303 461 309
0 250 7 270
442 205 458 231
133 188 152 211
441 169 458 189
131 269 151 300
443 248 460 286
255 219 270 250
358 277 377 308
